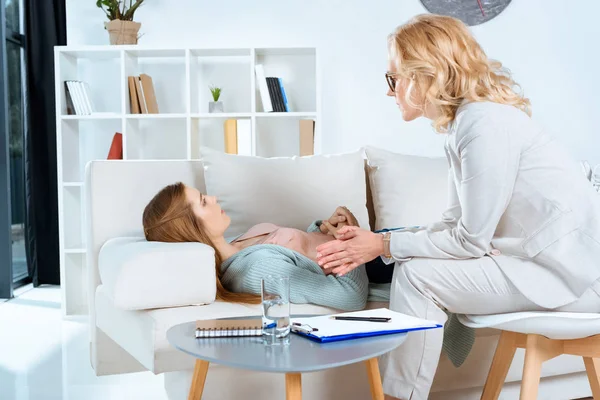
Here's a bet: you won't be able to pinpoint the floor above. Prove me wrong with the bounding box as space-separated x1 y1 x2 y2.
0 286 594 400
0 285 166 400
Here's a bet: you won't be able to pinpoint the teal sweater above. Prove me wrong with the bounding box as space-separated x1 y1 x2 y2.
220 222 474 367
221 221 368 311
221 244 369 311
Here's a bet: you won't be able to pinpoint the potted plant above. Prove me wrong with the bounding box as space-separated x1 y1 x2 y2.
97 0 145 45
209 85 224 113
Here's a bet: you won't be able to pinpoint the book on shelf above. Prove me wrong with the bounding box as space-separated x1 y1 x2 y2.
128 74 159 114
266 77 284 112
134 76 148 114
107 132 123 160
254 64 273 113
299 119 315 156
278 77 290 112
82 82 97 113
224 119 252 156
139 74 159 114
65 80 96 116
128 76 141 114
64 82 76 115
266 76 289 112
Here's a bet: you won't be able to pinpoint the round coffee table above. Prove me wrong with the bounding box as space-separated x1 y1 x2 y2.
167 317 406 400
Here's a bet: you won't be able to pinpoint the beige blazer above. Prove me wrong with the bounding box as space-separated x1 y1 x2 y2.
389 101 600 308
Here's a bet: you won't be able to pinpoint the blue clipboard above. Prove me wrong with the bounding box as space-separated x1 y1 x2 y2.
291 324 442 343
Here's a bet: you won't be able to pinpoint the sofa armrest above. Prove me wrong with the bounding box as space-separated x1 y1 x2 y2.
98 237 217 310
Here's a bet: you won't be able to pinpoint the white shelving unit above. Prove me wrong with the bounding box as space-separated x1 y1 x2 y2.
54 45 320 315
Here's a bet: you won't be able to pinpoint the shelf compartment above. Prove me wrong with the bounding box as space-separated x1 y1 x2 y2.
60 119 122 183
254 112 317 118
255 116 316 158
60 113 122 120
191 113 252 119
62 186 85 251
124 50 187 114
57 51 122 116
63 253 88 315
126 118 187 160
254 48 316 114
190 116 252 159
125 113 187 119
190 50 252 114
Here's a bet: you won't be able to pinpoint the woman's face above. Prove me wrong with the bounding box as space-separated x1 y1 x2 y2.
185 186 230 238
387 61 424 122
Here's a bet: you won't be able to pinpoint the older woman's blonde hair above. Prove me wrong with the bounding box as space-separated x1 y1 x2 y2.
388 14 531 132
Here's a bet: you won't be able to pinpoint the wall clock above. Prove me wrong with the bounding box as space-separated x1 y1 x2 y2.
420 0 512 26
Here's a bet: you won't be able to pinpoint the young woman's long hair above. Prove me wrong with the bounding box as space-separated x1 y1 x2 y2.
388 14 531 132
142 182 260 304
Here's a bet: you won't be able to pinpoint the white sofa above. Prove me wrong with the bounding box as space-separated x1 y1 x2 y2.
85 149 591 400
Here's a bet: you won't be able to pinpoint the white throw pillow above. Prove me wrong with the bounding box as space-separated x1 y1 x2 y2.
364 147 449 230
98 237 216 310
199 147 370 238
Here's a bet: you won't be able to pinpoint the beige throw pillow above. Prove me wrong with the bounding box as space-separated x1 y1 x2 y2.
199 147 370 239
364 147 449 231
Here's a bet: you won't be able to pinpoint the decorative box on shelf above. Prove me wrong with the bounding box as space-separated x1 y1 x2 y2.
54 45 320 315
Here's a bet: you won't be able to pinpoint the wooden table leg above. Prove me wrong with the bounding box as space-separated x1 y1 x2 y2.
365 357 384 400
286 373 302 400
188 360 210 400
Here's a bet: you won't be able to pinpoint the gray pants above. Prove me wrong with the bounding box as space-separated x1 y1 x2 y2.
379 256 600 400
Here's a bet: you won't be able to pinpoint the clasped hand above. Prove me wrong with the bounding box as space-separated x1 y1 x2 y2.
318 207 384 277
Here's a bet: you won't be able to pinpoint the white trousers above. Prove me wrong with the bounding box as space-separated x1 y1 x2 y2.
379 256 600 400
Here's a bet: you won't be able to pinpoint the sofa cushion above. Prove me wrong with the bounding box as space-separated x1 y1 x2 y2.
364 147 448 230
98 237 217 310
199 147 370 239
95 285 389 373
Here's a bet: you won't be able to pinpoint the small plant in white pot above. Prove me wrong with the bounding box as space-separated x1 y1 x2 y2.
97 0 145 45
209 86 224 113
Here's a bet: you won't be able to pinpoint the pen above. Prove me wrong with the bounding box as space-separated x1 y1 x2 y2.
333 317 391 322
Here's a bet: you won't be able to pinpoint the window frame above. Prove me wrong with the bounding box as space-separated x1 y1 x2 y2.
1 0 29 297
0 0 14 299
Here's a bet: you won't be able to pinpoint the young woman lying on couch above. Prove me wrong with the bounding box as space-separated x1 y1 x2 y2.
142 182 369 311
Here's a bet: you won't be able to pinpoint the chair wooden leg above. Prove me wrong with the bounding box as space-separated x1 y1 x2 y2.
286 373 302 400
188 360 210 400
520 335 563 400
365 357 385 400
584 357 600 399
481 331 519 400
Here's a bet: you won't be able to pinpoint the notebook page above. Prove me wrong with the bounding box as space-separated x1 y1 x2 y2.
291 308 440 338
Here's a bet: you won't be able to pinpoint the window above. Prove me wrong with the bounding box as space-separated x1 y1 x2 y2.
4 0 28 289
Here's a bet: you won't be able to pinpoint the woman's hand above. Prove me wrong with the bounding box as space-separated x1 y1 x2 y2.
319 206 359 236
315 226 385 276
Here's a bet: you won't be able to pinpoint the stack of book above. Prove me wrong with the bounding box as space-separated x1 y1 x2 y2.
128 74 159 114
64 80 96 115
255 64 290 113
299 119 315 156
224 119 252 156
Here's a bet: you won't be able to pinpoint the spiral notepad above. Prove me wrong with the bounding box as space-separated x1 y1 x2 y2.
195 319 263 338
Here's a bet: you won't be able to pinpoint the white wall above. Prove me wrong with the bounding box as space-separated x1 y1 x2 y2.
66 0 600 165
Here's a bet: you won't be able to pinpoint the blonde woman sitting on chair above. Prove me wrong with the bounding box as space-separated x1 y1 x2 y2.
315 14 600 400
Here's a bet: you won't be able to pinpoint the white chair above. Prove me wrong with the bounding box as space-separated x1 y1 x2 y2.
458 312 600 400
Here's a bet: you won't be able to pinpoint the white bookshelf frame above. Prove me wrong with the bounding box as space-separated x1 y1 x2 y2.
54 45 321 315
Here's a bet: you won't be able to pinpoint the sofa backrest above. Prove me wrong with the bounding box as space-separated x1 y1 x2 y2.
85 160 207 338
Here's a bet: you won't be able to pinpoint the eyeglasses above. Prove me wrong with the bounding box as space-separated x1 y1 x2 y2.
385 72 400 92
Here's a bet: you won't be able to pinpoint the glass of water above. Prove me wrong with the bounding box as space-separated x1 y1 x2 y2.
261 276 291 345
